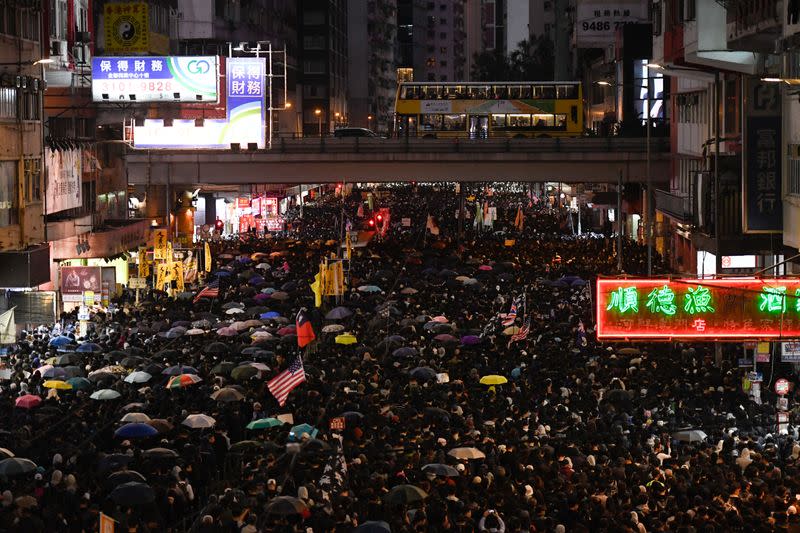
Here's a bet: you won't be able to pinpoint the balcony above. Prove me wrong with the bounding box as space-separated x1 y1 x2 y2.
655 189 693 223
726 0 782 53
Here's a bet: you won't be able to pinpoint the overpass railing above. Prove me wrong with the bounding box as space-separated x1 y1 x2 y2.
269 137 669 155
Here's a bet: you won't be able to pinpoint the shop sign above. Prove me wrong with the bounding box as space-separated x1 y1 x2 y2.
103 2 149 53
129 277 146 289
783 341 800 362
92 55 217 102
45 148 82 214
775 378 790 395
575 0 649 48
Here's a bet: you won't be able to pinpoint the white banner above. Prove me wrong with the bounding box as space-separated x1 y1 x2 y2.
45 148 83 214
575 0 649 48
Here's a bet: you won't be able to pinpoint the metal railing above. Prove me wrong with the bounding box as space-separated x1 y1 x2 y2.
264 136 670 155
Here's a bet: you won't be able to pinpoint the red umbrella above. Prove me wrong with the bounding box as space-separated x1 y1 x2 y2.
166 374 203 389
478 265 493 271
277 325 296 336
15 395 41 409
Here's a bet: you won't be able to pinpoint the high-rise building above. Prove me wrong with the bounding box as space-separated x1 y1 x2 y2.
0 1 50 293
348 1 398 134
396 0 466 82
299 0 348 135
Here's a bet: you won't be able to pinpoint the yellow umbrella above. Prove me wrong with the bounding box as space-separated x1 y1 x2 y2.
335 333 358 345
44 357 58 365
43 380 73 390
502 326 520 336
479 375 508 386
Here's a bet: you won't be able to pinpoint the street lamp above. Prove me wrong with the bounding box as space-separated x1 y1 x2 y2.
0 58 54 66
367 114 373 130
314 108 322 137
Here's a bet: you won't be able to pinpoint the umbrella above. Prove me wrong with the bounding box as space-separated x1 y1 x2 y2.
479 375 508 386
33 364 55 377
247 418 284 430
217 327 238 337
433 333 457 343
392 346 417 358
76 343 102 353
204 342 229 355
90 389 121 401
289 423 318 440
673 429 708 443
448 447 486 460
192 319 212 329
119 356 145 368
66 377 92 390
265 496 309 516
225 308 245 315
409 367 437 381
14 394 42 409
322 324 345 334
222 301 244 310
162 365 198 376
49 336 72 347
461 335 481 345
124 371 152 384
120 412 151 423
142 447 179 459
0 448 13 459
166 374 203 389
358 285 381 293
109 482 155 505
186 328 206 336
335 333 358 345
269 291 290 301
618 347 642 355
107 470 147 487
231 365 259 381
260 311 282 319
211 387 245 402
147 419 174 433
431 315 448 323
383 484 428 505
114 423 158 439
243 319 263 328
210 362 236 376
0 458 36 477
325 306 353 320
182 414 216 429
400 287 418 295
54 353 81 366
164 326 186 339
341 411 364 425
355 522 391 533
277 325 296 336
42 379 72 390
422 463 460 477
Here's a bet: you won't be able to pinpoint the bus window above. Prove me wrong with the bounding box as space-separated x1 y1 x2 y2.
493 85 509 99
533 114 555 129
555 114 567 130
509 85 521 99
421 114 442 130
425 86 439 99
491 114 507 129
400 86 408 99
443 114 466 131
521 85 533 99
508 114 531 128
557 85 578 99
541 86 556 99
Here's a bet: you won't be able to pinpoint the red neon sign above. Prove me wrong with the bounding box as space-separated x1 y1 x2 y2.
596 278 800 340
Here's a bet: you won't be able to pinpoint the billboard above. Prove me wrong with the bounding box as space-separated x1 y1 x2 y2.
92 56 218 102
60 266 102 303
597 278 800 340
743 78 782 233
45 148 82 214
133 57 266 149
103 2 150 54
575 0 649 48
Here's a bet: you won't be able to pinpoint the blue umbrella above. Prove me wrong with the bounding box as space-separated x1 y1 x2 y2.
289 423 318 440
249 276 265 285
325 307 353 320
213 270 232 277
260 311 282 320
49 336 72 347
392 346 417 358
571 279 588 287
114 423 158 439
358 285 381 293
76 343 102 353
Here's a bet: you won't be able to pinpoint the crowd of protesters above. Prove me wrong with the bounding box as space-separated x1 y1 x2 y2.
0 184 795 532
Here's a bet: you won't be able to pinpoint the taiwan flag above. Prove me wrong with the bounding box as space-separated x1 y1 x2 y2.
296 308 316 348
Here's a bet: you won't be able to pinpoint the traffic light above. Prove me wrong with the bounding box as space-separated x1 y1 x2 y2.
215 219 224 231
376 213 383 223
367 218 375 227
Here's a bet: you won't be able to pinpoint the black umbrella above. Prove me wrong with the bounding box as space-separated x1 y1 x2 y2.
0 458 36 477
325 306 353 320
422 463 459 477
266 496 308 516
410 367 437 381
205 342 230 355
109 482 155 505
355 522 391 533
383 484 428 505
106 470 147 487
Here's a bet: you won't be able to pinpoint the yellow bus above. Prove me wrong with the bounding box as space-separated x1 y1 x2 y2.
394 81 584 139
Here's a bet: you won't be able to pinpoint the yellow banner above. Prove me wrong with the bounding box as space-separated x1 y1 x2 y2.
172 261 185 293
204 242 212 272
104 2 150 53
100 512 115 533
345 232 352 261
310 272 323 308
137 247 149 277
156 263 172 291
153 229 168 260
324 261 345 296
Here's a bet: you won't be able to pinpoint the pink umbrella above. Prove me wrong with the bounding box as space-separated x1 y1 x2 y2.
15 395 41 409
217 327 238 337
277 325 296 336
33 365 54 377
431 316 448 323
478 265 493 271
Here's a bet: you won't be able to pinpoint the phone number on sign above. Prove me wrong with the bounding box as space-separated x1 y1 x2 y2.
99 80 174 95
581 20 634 31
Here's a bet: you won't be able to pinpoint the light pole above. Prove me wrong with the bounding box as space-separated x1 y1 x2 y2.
315 108 322 137
367 114 373 130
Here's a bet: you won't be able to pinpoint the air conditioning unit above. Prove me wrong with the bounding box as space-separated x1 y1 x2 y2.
50 39 68 63
72 44 91 65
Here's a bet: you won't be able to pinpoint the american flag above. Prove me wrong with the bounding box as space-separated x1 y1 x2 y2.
508 315 531 348
267 356 306 406
193 280 220 304
501 298 519 326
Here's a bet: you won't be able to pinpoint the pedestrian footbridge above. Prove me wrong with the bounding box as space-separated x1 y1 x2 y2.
125 137 670 186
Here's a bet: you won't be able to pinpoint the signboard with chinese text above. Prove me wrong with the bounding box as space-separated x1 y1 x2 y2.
744 78 782 233
133 57 265 149
45 148 82 214
152 229 168 260
103 2 149 53
575 0 649 48
92 56 218 102
597 278 800 340
783 341 800 362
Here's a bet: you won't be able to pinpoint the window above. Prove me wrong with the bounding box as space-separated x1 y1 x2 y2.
789 157 800 196
556 85 578 99
303 35 326 49
652 2 662 35
303 60 326 74
440 47 447 54
491 114 506 128
544 1 552 9
427 2 435 8
23 159 40 203
0 2 16 35
439 32 447 39
440 60 448 67
20 9 39 41
440 3 447 10
508 114 531 127
21 91 39 121
440 74 448 81
0 88 16 120
303 11 325 24
427 72 436 81
442 114 465 130
421 114 441 130
0 162 19 227
427 45 435 53
440 18 447 25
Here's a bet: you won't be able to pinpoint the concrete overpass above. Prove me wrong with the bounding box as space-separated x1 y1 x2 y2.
125 137 671 186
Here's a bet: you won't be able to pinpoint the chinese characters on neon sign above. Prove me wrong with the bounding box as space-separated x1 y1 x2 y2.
597 279 800 340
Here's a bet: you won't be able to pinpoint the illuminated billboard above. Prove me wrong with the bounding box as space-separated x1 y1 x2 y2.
132 57 265 149
597 278 800 340
91 56 218 102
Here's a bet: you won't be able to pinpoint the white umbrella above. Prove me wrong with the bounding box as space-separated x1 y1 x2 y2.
90 389 121 401
447 447 486 460
186 328 206 336
182 414 216 429
322 324 345 333
124 371 152 384
673 429 707 443
120 412 151 423
225 308 245 315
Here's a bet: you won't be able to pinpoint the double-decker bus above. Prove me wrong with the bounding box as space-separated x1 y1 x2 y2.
394 81 584 139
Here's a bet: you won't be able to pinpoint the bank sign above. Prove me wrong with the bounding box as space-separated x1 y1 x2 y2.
91 56 218 102
597 278 800 340
132 57 266 149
